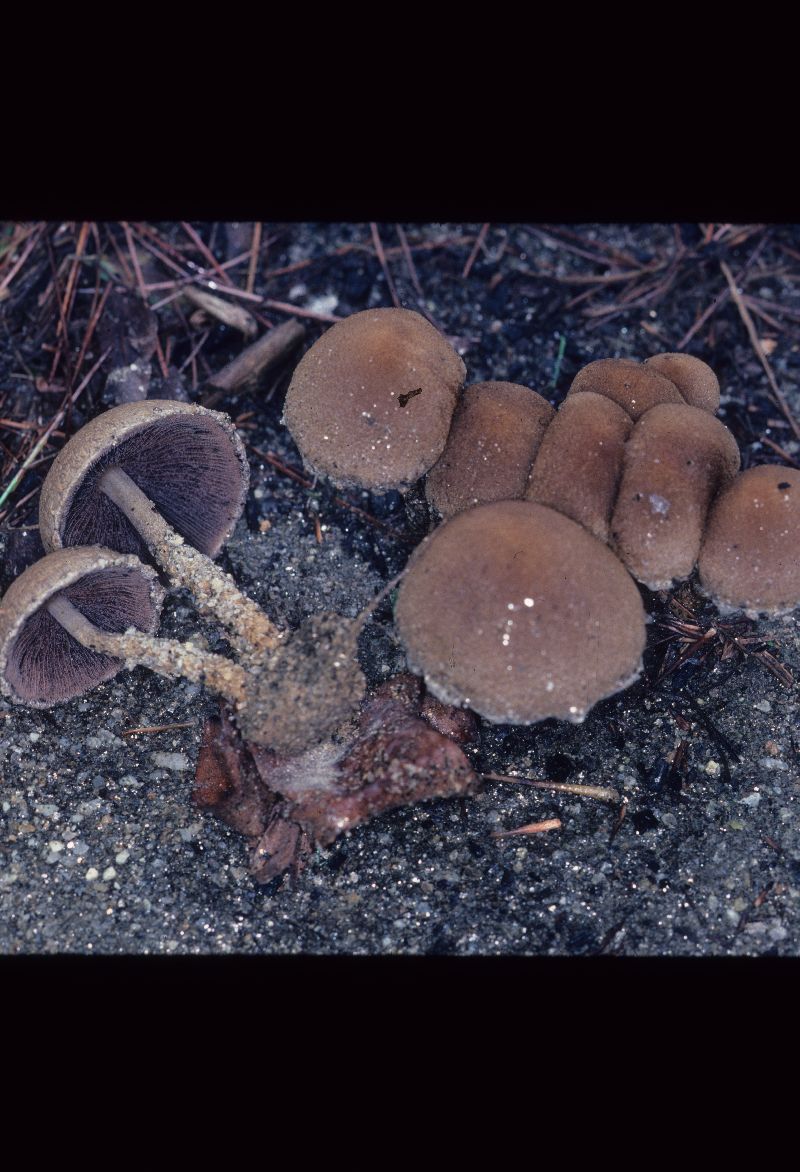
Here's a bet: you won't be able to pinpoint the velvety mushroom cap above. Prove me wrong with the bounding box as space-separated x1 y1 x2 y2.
394 500 646 725
0 546 164 707
425 381 555 519
610 403 741 590
525 391 632 542
644 353 720 413
567 357 685 420
282 308 466 492
698 465 800 615
39 401 248 560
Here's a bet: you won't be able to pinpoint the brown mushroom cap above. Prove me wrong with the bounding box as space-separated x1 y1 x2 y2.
0 546 164 707
644 353 720 413
698 465 800 615
567 357 685 420
282 308 466 492
610 403 741 590
525 391 633 542
394 500 646 725
425 381 555 519
39 401 248 560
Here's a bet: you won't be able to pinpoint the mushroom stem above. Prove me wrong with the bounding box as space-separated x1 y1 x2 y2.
45 593 249 708
97 465 281 662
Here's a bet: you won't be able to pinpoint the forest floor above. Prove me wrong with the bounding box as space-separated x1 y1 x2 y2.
0 221 798 956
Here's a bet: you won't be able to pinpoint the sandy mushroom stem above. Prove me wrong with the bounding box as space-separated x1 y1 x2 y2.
45 594 249 708
98 465 281 662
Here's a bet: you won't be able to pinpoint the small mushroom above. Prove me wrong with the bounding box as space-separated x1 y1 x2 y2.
698 465 800 616
643 352 720 414
394 500 647 725
425 381 555 519
609 403 741 589
282 307 466 492
0 547 247 708
566 357 685 420
39 400 279 662
525 391 632 542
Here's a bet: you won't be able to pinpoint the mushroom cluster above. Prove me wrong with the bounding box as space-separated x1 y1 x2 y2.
283 321 799 724
2 315 797 761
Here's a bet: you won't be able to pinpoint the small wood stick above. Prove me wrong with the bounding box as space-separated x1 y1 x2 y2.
205 318 305 395
370 223 401 307
484 773 620 803
491 818 562 838
246 222 262 295
721 259 800 443
183 286 258 337
462 222 490 279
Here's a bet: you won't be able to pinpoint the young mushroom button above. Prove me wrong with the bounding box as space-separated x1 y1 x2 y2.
0 547 247 708
566 357 685 420
38 401 279 664
425 381 555 520
643 353 721 414
698 465 800 616
525 391 633 543
282 307 466 493
394 500 647 725
610 403 740 590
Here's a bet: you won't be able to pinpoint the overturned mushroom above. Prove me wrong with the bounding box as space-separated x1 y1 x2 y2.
394 500 647 725
610 403 740 589
525 391 632 542
698 465 800 616
282 307 466 492
38 400 279 663
425 381 555 519
0 547 247 708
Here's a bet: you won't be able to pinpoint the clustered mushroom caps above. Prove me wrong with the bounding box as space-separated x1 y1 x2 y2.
283 332 798 727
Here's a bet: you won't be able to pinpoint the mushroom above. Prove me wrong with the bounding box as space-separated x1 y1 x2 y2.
525 391 632 542
425 381 555 519
0 547 247 708
394 499 647 725
38 400 279 663
609 403 741 589
566 357 685 420
282 307 466 492
643 353 720 414
698 465 800 616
